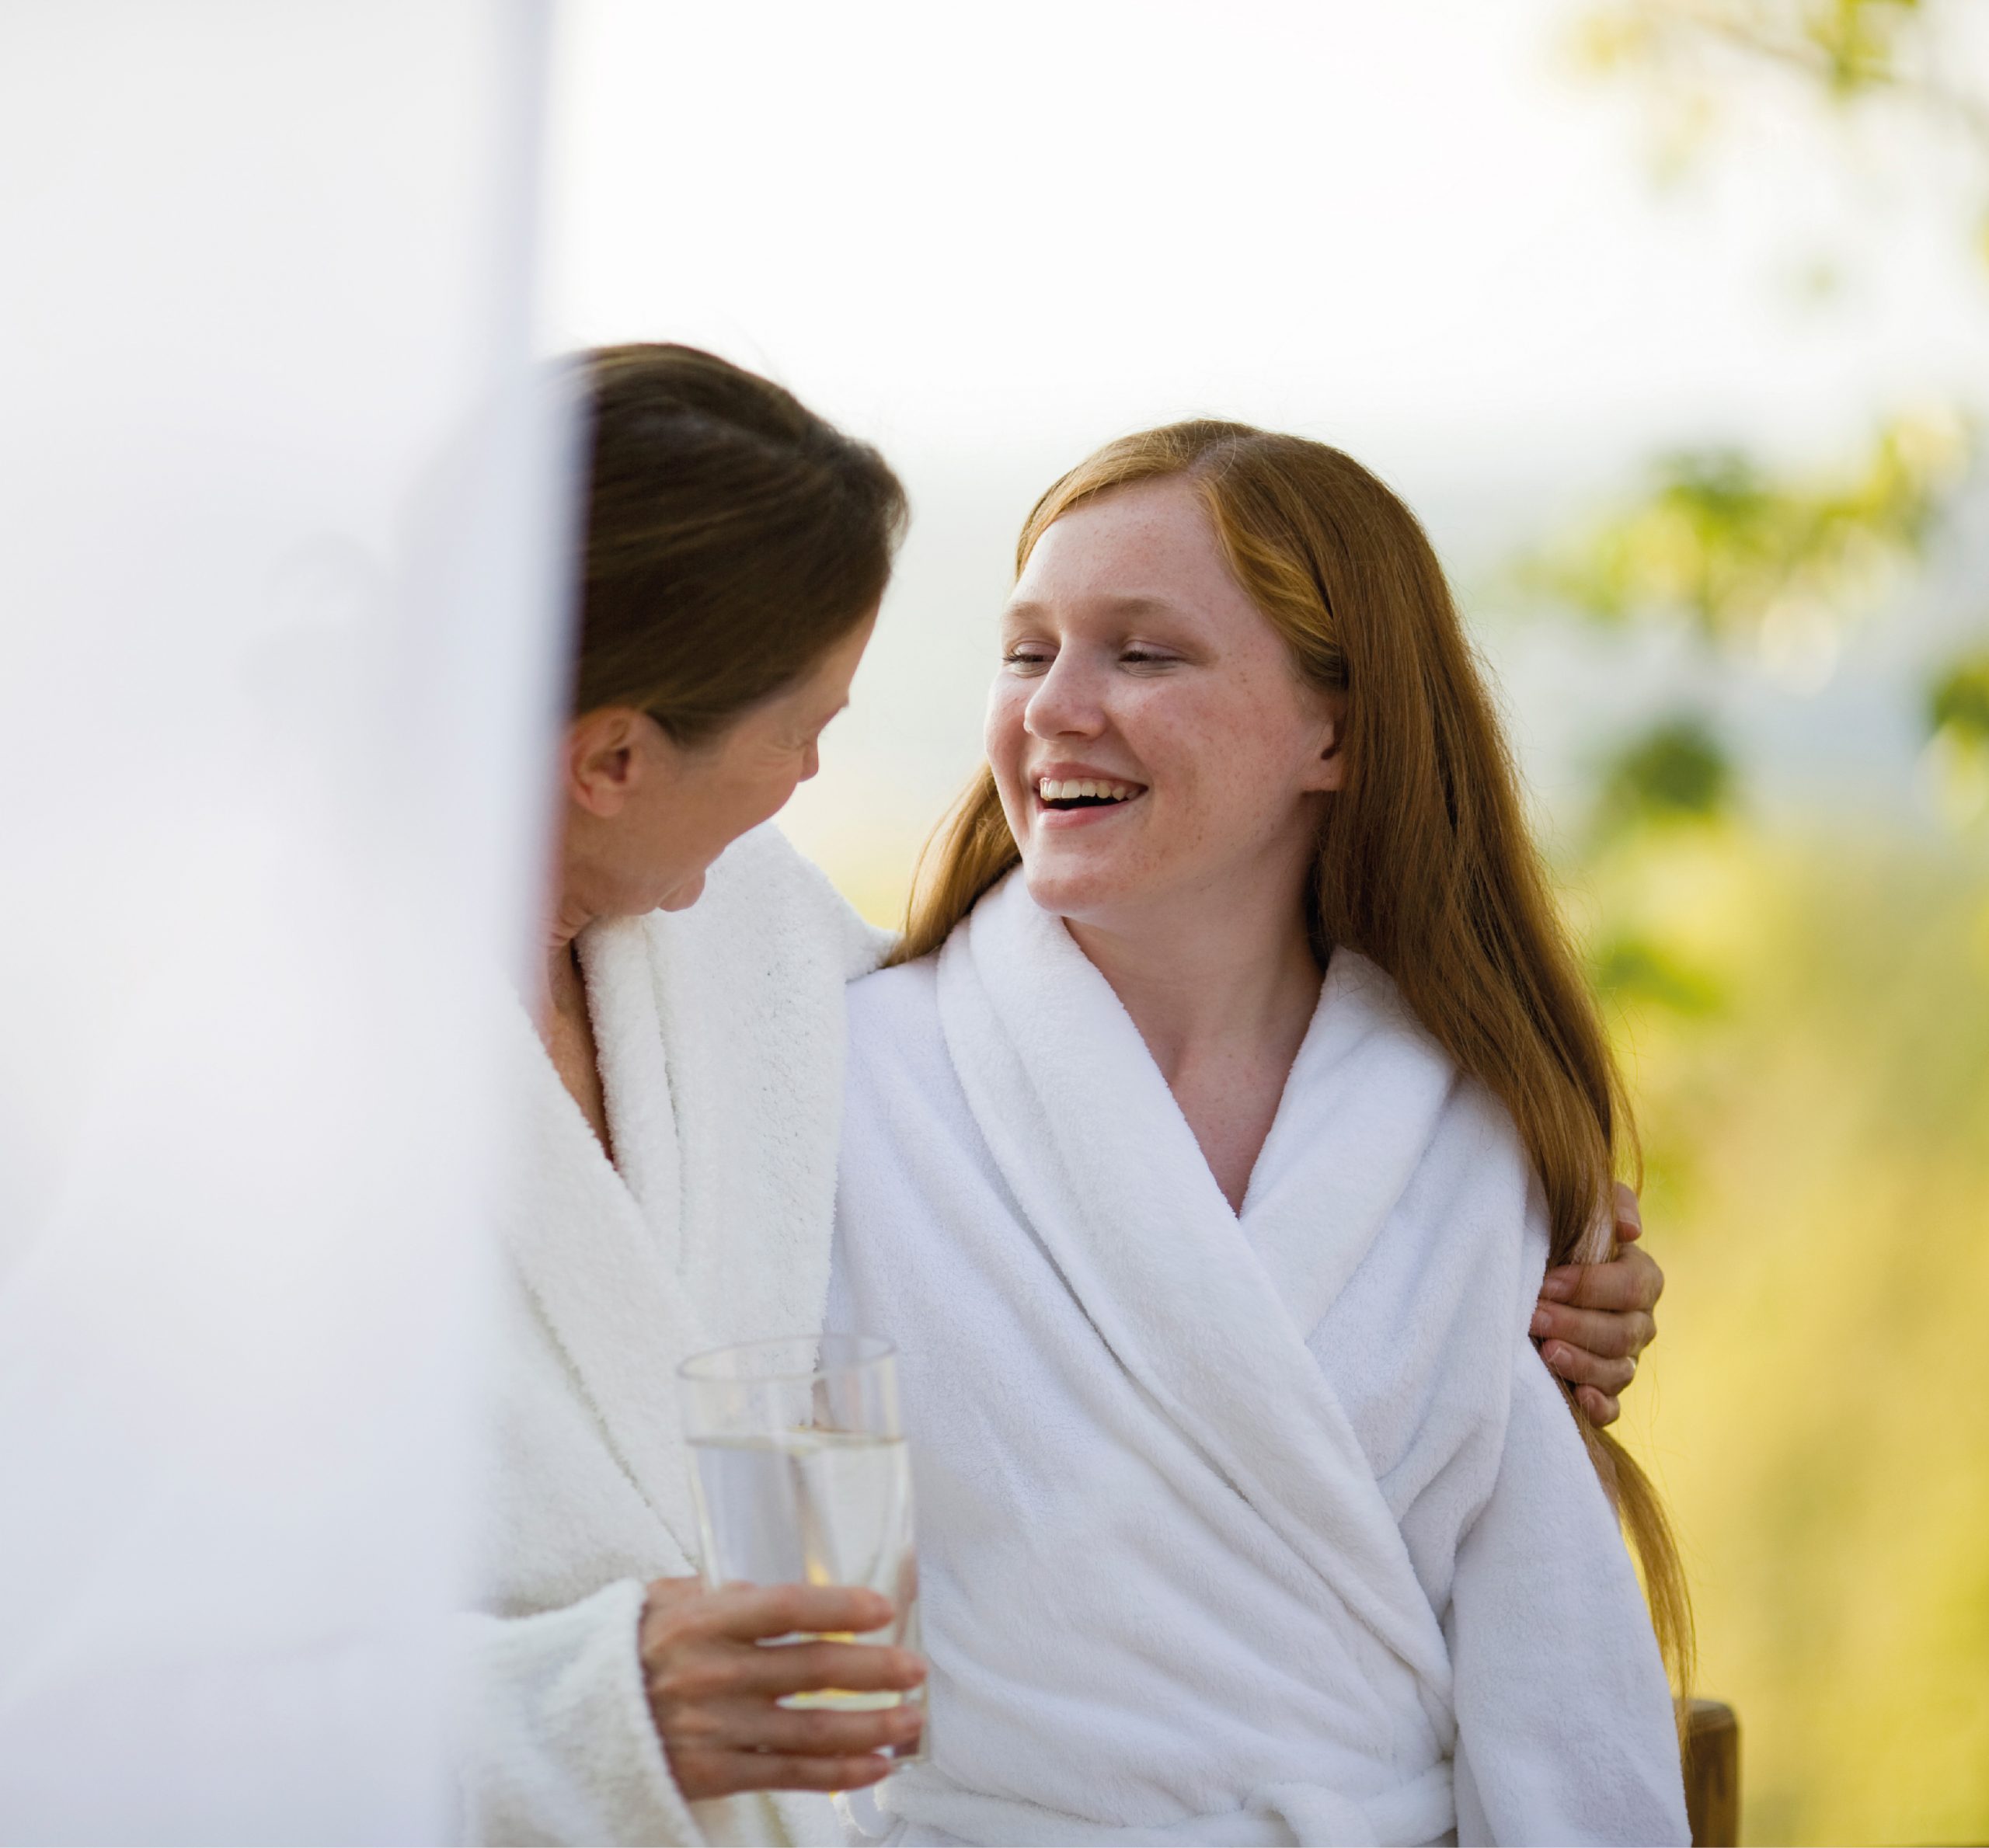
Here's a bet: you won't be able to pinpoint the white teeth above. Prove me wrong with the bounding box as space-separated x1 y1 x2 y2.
1037 777 1139 803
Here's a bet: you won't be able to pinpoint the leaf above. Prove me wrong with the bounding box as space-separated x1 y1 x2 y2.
1592 712 1737 845
1928 649 1989 742
1516 411 1972 652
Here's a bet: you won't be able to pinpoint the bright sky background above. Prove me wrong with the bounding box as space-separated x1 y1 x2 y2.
545 0 1989 917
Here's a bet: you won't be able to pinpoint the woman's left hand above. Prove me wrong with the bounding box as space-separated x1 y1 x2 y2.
1533 1180 1663 1428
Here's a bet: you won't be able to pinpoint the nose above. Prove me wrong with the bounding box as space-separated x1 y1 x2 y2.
1024 651 1106 742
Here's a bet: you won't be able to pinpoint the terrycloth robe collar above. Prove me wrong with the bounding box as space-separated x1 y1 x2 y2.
472 825 883 1848
499 918 711 1561
929 872 1461 1835
500 904 842 1570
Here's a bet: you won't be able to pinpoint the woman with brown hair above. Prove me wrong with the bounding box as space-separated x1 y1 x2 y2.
831 423 1691 1845
456 343 927 1846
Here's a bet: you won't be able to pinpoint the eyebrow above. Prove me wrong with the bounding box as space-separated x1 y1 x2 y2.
1001 593 1189 623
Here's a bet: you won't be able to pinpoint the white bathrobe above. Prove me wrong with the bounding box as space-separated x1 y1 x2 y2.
456 824 889 1846
829 872 1688 1848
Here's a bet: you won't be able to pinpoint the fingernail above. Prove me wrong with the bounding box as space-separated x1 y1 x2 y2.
1545 1342 1569 1366
1530 1308 1552 1338
1541 1274 1573 1301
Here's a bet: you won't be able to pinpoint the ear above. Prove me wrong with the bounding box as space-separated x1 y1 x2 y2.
563 706 658 818
1298 691 1348 794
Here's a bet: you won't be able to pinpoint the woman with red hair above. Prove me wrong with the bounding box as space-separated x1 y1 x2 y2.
832 423 1689 1846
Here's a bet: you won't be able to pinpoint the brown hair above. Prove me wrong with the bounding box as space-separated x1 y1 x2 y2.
573 343 907 740
896 419 1692 1697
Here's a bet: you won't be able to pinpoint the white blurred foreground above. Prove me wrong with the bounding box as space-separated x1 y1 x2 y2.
0 4 569 1839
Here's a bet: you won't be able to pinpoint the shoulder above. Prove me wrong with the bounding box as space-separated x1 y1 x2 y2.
1410 1073 1553 1328
1331 949 1543 1282
845 954 954 1095
847 952 941 1047
696 824 855 934
669 824 896 981
1334 950 1532 1178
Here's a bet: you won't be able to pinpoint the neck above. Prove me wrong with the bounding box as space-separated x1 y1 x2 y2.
547 893 594 962
1064 862 1322 1085
540 820 598 1023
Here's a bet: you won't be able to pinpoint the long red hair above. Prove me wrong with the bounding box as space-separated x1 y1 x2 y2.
893 420 1692 1693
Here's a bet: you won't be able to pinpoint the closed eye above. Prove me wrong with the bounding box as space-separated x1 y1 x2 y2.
786 715 840 751
1001 644 1181 671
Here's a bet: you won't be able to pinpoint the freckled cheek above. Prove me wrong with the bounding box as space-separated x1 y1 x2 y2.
1154 753 1263 857
1120 698 1227 792
985 693 1031 794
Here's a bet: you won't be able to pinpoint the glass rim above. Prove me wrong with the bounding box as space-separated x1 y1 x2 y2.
677 1331 895 1386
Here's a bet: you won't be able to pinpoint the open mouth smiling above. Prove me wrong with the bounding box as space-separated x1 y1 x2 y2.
1035 775 1148 813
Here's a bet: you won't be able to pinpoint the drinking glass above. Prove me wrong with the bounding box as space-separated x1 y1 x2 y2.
678 1333 924 1759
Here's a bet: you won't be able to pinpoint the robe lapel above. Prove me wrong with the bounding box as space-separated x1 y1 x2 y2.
1239 949 1458 1341
498 994 709 1561
579 916 683 1269
936 875 1454 1715
502 967 843 1848
645 900 839 1356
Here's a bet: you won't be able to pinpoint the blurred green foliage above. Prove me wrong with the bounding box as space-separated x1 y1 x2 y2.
1521 413 1971 649
1581 822 1989 1845
1591 712 1736 838
1573 0 1989 201
1579 0 1925 96
1551 5 1989 1842
1593 927 1727 1015
1563 0 1988 833
1929 649 1989 741
1925 653 1989 830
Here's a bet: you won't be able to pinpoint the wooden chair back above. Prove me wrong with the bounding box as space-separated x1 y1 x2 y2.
1685 1699 1740 1846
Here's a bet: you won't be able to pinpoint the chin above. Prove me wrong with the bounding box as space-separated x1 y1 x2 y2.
1019 850 1145 923
655 870 708 912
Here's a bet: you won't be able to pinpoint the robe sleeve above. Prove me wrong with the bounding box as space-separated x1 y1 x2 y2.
1445 1338 1690 1846
452 1577 709 1846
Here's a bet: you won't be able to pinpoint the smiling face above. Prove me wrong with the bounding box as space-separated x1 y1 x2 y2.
988 477 1343 934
